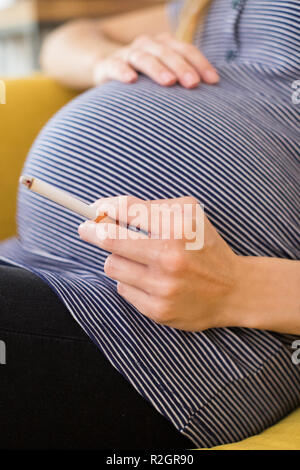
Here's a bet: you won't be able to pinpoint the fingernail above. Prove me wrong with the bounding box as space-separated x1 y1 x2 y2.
203 69 219 83
124 71 137 82
79 221 94 234
183 72 200 87
160 71 175 84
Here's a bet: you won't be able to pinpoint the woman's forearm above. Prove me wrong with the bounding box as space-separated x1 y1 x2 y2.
40 5 171 90
230 256 300 335
40 20 121 89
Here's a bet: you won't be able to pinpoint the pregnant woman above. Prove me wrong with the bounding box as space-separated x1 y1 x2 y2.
0 0 300 449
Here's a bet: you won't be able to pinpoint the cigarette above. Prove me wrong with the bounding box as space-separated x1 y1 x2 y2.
19 175 107 222
19 175 148 237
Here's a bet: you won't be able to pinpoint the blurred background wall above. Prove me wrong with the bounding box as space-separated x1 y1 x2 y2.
0 0 166 77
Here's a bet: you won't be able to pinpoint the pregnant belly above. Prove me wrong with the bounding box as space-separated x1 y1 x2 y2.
18 77 299 270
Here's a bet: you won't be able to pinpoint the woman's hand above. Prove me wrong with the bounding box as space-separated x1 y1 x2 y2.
78 196 241 332
93 32 219 89
78 196 300 334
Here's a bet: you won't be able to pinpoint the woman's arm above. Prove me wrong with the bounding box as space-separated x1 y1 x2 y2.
229 256 300 335
40 5 172 89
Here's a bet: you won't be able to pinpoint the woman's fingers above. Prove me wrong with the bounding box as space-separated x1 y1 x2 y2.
92 33 218 88
104 254 163 295
93 57 138 85
116 282 157 320
78 220 164 265
93 33 218 88
117 282 176 326
105 254 148 289
104 254 180 298
157 33 219 84
137 36 200 88
117 46 176 86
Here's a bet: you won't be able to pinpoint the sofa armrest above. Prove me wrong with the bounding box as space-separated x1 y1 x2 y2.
213 407 300 450
0 75 79 241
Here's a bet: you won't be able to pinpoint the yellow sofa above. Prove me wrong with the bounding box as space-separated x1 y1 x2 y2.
0 76 299 450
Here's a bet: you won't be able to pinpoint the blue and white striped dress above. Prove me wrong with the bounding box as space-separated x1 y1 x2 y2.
1 0 300 447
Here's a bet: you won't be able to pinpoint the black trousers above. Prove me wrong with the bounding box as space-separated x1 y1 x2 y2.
0 265 192 450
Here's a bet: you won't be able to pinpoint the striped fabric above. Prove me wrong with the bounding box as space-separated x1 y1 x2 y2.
1 0 300 447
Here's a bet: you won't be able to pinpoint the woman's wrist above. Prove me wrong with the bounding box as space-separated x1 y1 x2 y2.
227 255 300 334
90 41 121 86
41 20 121 89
